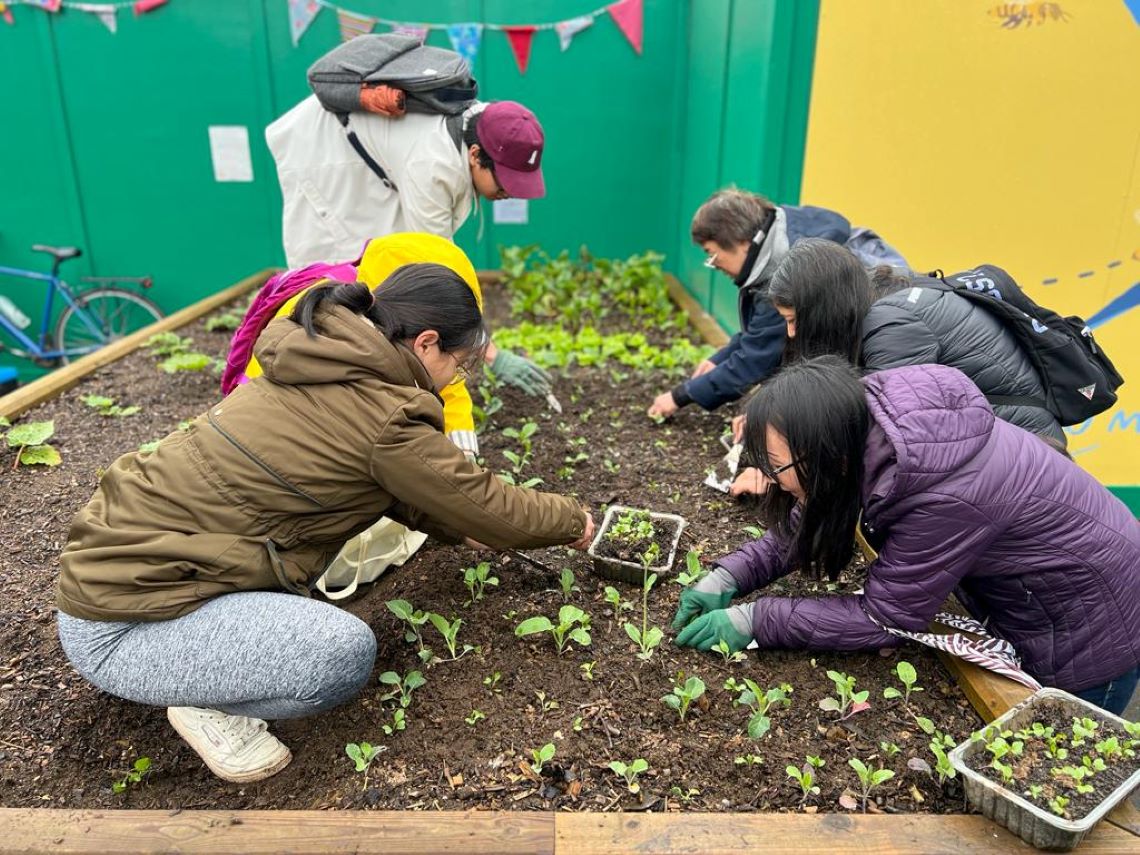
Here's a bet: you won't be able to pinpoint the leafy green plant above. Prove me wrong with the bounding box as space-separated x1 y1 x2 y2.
204 311 242 332
848 757 895 812
734 754 764 767
502 420 538 474
558 568 580 601
160 352 213 374
1070 716 1099 747
879 741 901 757
675 550 706 586
624 566 663 661
818 670 870 719
732 680 792 740
786 761 821 802
603 585 633 614
381 708 406 737
82 394 140 418
882 661 922 705
661 675 706 722
530 742 556 775
3 419 60 468
111 756 152 794
1052 764 1095 794
1049 794 1070 817
465 710 485 727
608 758 649 794
378 670 426 709
345 742 384 788
497 471 543 488
427 613 473 660
712 639 747 664
462 561 499 605
386 599 433 663
534 690 559 716
929 742 957 785
580 661 596 681
515 605 592 654
669 785 700 804
483 671 502 693
144 331 192 357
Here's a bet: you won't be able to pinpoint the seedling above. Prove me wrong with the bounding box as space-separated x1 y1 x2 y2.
534 690 560 716
603 586 633 613
848 757 895 812
498 471 543 488
818 670 870 719
558 568 580 601
514 605 592 654
929 742 957 784
111 756 152 794
428 613 474 661
661 675 706 722
608 758 649 793
82 394 140 418
378 670 426 709
145 331 192 357
580 661 596 681
786 762 821 802
732 679 792 740
3 419 60 468
735 754 764 767
1070 716 1099 747
669 786 700 804
1026 783 1045 800
465 710 485 727
1053 764 1095 794
502 420 539 474
624 567 663 661
712 640 747 664
882 661 922 705
462 562 499 604
381 708 406 736
204 311 242 332
483 671 502 693
1081 754 1107 773
345 742 385 789
674 550 706 586
1049 794 1070 817
160 352 213 374
386 599 433 662
530 742 556 775
879 741 901 757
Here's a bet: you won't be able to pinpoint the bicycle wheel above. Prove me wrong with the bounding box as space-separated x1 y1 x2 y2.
53 287 164 363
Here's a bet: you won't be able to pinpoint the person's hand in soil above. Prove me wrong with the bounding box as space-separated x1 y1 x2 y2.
732 414 747 443
647 391 679 421
691 359 716 379
567 510 596 551
730 467 769 497
489 348 552 396
671 567 738 628
675 602 753 652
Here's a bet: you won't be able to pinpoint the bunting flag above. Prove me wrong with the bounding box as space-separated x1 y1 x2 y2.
337 8 375 41
27 0 62 11
0 2 14 25
288 0 320 46
391 23 428 44
607 0 643 55
504 26 536 74
446 22 482 65
73 2 118 32
133 0 167 15
554 15 593 51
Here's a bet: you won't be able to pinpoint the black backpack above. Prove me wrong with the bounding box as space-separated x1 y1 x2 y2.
307 34 479 192
921 265 1123 425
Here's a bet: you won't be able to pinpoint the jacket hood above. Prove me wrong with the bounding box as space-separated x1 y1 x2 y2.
862 364 994 516
254 304 433 391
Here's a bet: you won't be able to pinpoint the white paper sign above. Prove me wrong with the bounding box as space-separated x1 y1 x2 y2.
207 125 253 182
492 198 528 225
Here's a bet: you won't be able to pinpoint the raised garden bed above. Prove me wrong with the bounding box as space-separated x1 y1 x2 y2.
2 250 1112 848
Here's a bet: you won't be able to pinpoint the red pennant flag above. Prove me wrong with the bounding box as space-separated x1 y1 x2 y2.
133 0 167 15
504 26 537 75
607 0 643 55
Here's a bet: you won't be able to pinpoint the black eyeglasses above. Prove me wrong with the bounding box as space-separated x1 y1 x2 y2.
755 456 798 481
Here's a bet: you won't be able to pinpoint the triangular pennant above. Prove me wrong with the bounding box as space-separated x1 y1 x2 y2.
0 2 12 25
391 24 429 45
73 3 118 33
555 15 593 52
133 0 167 15
338 8 375 42
28 0 62 12
607 0 643 55
288 0 320 46
1078 384 1096 400
447 23 483 66
504 26 537 75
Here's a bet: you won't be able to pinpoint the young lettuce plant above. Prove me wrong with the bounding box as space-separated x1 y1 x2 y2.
3 418 60 468
848 757 895 812
427 613 474 661
82 394 141 418
624 567 663 660
674 550 706 586
378 670 426 709
712 639 747 664
786 761 821 802
515 605 592 654
462 561 499 605
530 742 556 775
558 568 580 601
733 680 793 740
819 670 870 720
609 758 650 794
882 660 923 705
111 756 152 794
661 675 706 722
502 420 539 474
386 599 434 663
603 585 633 614
345 742 385 789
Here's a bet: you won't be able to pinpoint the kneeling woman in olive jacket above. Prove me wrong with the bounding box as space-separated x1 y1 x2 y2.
56 264 594 784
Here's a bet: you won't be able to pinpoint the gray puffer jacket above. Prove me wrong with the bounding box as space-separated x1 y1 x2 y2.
861 284 1064 444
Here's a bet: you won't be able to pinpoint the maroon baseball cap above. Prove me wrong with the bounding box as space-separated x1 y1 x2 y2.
479 101 545 199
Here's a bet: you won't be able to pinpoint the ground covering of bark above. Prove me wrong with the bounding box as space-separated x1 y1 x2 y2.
0 275 981 813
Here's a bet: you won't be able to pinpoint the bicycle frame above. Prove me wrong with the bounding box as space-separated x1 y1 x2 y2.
0 263 107 360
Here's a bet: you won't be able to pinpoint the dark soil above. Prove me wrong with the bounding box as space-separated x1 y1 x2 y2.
593 511 681 569
966 701 1139 820
0 284 981 813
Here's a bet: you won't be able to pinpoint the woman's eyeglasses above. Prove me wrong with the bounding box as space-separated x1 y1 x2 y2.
754 456 798 481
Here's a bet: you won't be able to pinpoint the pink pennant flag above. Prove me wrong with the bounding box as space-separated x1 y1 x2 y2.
504 26 537 75
338 8 376 42
28 0 62 12
607 0 643 55
555 15 594 52
133 0 167 16
391 24 429 44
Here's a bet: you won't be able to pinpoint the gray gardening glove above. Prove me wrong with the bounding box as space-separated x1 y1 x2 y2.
491 349 552 396
671 566 738 629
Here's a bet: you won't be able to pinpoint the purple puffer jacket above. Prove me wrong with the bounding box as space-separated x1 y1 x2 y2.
718 364 1140 692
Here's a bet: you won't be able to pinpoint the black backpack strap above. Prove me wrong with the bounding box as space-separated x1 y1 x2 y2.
337 113 397 192
985 394 1050 410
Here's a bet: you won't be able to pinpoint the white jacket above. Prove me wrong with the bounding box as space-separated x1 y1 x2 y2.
266 95 474 267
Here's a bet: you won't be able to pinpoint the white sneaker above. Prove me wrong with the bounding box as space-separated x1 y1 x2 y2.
167 706 292 783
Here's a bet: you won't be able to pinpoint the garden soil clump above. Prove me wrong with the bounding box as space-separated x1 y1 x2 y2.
0 277 981 814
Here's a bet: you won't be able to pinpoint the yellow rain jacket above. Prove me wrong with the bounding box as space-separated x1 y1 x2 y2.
243 233 482 455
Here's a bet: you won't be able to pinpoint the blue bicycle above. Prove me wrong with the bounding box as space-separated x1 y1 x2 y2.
0 244 163 366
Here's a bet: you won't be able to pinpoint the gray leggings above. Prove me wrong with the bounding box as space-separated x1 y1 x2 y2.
57 592 377 720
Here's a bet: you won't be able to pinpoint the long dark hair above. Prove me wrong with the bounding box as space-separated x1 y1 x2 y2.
745 356 870 581
767 239 880 363
291 262 487 364
463 111 496 173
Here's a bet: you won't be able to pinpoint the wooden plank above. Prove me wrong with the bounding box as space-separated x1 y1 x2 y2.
0 809 554 854
0 268 275 420
936 653 1033 724
554 812 1136 854
665 274 730 347
1107 801 1140 836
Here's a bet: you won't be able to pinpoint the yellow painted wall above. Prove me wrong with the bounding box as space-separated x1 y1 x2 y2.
802 0 1140 489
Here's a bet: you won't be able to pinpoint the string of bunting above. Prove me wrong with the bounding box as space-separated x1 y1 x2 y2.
1 0 168 31
290 0 644 74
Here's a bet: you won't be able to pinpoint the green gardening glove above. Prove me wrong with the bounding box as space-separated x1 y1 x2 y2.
671 566 738 629
675 602 754 652
491 349 552 396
